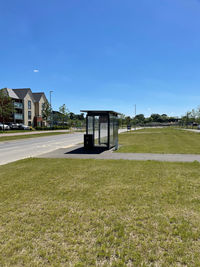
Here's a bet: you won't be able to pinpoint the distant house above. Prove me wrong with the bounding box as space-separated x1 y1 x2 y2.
1 88 48 127
32 92 48 127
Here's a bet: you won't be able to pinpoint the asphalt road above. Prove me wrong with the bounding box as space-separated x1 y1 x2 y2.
0 129 129 165
0 132 84 165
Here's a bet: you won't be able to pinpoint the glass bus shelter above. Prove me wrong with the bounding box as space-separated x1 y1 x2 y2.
81 110 120 150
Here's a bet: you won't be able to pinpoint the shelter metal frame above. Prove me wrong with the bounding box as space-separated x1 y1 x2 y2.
81 110 120 150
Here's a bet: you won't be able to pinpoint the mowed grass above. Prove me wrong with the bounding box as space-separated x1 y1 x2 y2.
0 130 35 134
0 132 69 142
118 127 200 154
0 158 200 266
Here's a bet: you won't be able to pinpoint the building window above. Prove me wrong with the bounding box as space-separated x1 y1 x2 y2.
28 121 31 126
28 100 31 109
28 111 31 120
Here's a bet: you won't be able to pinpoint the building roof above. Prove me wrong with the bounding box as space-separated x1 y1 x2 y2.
2 88 19 99
53 110 62 114
32 92 46 102
13 88 32 100
80 110 121 116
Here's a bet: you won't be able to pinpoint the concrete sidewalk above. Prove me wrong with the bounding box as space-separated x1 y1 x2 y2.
180 128 200 133
38 145 200 162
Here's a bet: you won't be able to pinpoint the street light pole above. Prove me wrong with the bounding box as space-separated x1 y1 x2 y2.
50 90 53 127
134 104 136 130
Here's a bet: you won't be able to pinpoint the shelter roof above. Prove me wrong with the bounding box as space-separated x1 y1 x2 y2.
80 110 120 116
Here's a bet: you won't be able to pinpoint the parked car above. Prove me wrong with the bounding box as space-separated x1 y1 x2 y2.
197 125 200 130
18 124 30 130
8 123 20 129
0 123 10 130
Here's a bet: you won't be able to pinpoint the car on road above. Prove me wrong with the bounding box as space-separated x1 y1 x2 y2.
197 125 200 130
0 123 10 130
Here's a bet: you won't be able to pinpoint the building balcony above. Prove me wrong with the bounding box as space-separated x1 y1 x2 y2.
14 113 23 120
14 102 23 109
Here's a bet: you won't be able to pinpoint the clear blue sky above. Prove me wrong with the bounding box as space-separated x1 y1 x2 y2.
1 0 200 117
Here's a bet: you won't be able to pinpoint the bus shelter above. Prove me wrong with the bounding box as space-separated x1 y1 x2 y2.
81 110 120 150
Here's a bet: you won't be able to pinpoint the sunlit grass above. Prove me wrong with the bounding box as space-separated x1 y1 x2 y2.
0 158 200 265
118 127 200 154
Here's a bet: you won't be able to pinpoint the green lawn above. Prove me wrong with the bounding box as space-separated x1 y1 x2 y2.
0 132 69 142
118 127 200 154
0 130 35 134
0 158 200 266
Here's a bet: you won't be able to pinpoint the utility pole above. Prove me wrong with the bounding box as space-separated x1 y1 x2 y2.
135 104 136 117
134 104 136 130
50 90 53 127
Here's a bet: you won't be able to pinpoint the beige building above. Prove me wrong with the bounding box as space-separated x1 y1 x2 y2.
2 88 48 126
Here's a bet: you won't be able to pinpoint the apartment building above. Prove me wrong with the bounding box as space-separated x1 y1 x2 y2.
1 88 48 126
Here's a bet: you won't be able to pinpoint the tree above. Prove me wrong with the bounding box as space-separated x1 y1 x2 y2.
42 100 51 124
161 114 168 122
125 116 131 125
69 112 76 120
59 104 69 126
150 114 162 122
133 114 145 124
196 106 200 124
0 89 13 131
76 113 84 121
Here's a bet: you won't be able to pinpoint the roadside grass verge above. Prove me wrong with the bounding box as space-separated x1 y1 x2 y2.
118 127 200 154
0 158 200 266
0 130 34 134
0 132 69 142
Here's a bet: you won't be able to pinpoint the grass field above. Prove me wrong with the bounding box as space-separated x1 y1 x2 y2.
0 132 69 142
0 158 200 266
118 127 200 154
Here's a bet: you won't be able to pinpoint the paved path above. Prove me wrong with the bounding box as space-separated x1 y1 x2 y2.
180 128 200 133
38 145 200 163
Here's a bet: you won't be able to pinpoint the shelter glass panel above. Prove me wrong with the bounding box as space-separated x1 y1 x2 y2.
113 116 118 148
99 115 108 146
94 116 99 145
87 116 93 135
109 114 114 147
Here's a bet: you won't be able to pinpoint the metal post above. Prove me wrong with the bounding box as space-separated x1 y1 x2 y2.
108 114 110 149
86 115 88 134
134 104 136 130
93 116 95 147
98 118 101 145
